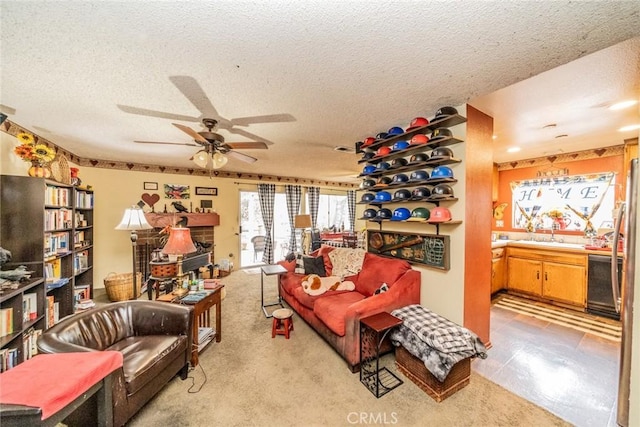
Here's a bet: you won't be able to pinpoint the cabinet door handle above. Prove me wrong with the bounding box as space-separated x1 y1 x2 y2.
536 271 540 280
545 272 548 281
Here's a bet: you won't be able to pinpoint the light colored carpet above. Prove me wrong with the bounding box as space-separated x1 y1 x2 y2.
124 270 570 427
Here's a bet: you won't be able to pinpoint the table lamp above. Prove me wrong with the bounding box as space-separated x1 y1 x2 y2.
294 214 312 253
161 226 197 296
115 206 153 300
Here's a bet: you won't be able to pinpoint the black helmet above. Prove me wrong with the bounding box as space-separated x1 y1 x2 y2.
360 193 376 203
361 151 375 161
411 187 431 200
375 208 393 220
362 208 378 220
430 128 453 141
430 147 454 160
429 184 455 199
389 158 408 169
392 189 412 202
409 170 430 182
361 179 376 189
434 106 458 119
408 153 429 165
391 173 409 184
375 132 389 141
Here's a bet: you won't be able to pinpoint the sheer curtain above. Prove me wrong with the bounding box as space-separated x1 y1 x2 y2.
257 183 276 264
284 185 302 253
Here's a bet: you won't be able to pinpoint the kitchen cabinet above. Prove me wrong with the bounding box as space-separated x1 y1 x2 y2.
491 248 505 293
506 247 587 307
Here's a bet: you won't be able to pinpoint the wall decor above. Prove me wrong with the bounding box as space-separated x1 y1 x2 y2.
144 182 158 190
164 184 190 199
195 186 218 196
367 230 450 270
200 200 213 209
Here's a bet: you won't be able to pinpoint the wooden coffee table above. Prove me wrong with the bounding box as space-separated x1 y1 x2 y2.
157 283 223 367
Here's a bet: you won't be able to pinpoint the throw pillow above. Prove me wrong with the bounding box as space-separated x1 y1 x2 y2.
328 248 366 279
294 253 306 274
374 283 389 295
303 256 327 277
355 252 411 296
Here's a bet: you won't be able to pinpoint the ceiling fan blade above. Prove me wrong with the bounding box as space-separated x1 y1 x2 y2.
230 113 296 127
224 141 268 150
117 104 200 122
134 140 198 146
169 76 219 118
227 150 258 163
172 123 208 144
227 127 274 145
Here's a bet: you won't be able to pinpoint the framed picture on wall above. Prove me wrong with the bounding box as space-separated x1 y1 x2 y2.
164 184 190 199
143 181 158 190
195 186 218 196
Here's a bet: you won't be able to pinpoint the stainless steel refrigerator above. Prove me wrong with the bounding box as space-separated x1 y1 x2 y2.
613 158 638 427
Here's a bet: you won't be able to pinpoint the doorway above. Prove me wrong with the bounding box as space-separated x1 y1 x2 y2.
239 191 293 268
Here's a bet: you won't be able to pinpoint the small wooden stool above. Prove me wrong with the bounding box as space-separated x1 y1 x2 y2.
271 308 294 339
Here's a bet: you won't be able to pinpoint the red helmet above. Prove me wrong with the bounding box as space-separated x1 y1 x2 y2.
406 117 429 131
427 206 452 223
410 134 429 145
375 146 391 157
362 137 376 147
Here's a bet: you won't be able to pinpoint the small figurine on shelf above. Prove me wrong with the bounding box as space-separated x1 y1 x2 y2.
70 167 82 186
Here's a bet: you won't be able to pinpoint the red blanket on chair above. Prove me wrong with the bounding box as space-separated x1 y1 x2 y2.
0 351 123 420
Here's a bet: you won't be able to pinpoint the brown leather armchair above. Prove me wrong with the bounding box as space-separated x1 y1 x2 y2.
38 300 193 426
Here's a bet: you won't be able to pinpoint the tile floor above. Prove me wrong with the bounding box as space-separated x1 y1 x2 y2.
472 298 621 427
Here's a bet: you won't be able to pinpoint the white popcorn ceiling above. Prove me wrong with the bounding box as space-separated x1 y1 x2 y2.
1 1 638 182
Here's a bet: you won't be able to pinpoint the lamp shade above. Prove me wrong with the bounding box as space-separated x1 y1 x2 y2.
212 152 228 169
162 227 197 255
294 214 312 229
193 150 209 168
115 206 152 231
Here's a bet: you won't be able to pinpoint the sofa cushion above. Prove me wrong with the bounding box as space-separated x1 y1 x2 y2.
313 292 367 336
355 253 412 297
280 272 306 296
303 256 327 276
107 335 188 395
291 285 351 310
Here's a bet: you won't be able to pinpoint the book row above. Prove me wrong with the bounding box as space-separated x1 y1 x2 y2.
0 328 42 372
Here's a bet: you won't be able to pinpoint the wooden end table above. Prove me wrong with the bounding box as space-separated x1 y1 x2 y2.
157 283 223 367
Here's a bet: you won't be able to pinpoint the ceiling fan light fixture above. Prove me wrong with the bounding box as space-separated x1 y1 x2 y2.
193 150 209 168
212 152 228 169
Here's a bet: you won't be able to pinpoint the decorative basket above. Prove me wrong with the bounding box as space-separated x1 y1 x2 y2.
150 261 177 278
104 272 142 302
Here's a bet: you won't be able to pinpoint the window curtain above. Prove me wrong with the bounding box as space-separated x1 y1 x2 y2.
307 186 320 229
284 185 302 253
347 190 356 231
257 183 276 264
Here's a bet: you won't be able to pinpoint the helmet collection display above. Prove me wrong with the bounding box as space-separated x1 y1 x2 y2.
374 191 392 202
362 137 376 148
410 134 429 145
391 173 409 184
411 187 431 200
406 117 429 131
360 193 376 203
408 153 429 165
373 176 392 187
391 207 411 221
389 158 408 169
362 208 378 220
375 208 393 220
361 179 376 189
375 146 392 157
392 140 410 151
387 126 404 137
375 132 389 140
434 106 458 120
430 147 455 160
362 165 376 175
376 161 391 171
361 151 375 161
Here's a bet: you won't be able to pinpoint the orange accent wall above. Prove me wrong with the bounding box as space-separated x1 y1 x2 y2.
494 156 624 234
464 105 493 344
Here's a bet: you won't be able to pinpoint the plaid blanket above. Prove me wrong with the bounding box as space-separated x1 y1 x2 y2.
390 304 487 382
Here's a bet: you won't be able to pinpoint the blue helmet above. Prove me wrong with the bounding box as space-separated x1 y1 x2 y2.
391 207 411 221
387 126 404 137
430 166 454 180
392 140 410 152
362 165 376 175
374 191 392 202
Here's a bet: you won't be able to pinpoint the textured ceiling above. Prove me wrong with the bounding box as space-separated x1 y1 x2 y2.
1 1 639 183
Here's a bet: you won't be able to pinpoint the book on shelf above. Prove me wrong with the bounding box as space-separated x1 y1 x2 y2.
22 328 42 361
22 293 38 322
46 295 55 328
76 299 96 310
74 284 91 307
0 307 13 337
1 347 18 372
75 191 94 209
45 185 70 207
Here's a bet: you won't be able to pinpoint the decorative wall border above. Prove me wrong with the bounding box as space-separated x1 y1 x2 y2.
2 120 358 188
496 145 624 171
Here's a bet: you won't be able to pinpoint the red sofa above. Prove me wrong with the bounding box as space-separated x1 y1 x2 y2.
278 246 420 372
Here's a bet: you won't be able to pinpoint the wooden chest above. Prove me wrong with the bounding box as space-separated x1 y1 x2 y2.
395 346 470 402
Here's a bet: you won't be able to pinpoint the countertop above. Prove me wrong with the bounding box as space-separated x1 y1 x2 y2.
491 239 621 256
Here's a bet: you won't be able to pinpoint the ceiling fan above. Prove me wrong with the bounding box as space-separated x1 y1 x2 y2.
134 118 267 169
117 75 296 146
